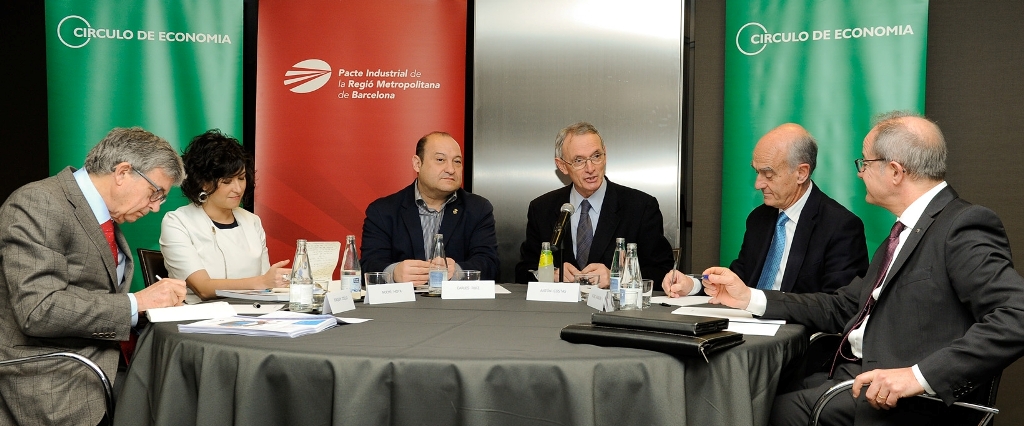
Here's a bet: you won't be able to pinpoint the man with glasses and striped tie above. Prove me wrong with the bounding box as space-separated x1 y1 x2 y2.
0 127 189 425
663 123 868 297
699 112 1024 425
515 122 674 287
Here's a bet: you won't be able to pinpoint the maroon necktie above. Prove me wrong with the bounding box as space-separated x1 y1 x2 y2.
102 220 137 364
829 220 907 375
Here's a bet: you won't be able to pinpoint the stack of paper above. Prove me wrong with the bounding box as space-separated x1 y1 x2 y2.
215 289 290 302
177 311 338 338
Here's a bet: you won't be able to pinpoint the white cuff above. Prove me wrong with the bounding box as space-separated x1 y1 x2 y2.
912 364 936 395
746 289 768 316
688 276 702 296
128 293 138 327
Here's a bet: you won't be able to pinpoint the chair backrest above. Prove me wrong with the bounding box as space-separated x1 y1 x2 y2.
136 248 168 287
0 352 114 426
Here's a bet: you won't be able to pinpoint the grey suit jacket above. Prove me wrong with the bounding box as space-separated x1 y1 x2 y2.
0 167 133 426
763 186 1024 415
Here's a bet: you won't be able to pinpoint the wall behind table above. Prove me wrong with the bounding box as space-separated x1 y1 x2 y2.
254 0 468 266
688 0 1024 422
474 0 685 281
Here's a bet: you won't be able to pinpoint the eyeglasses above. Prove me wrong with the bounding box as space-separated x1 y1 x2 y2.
132 167 167 205
560 152 606 170
854 158 886 173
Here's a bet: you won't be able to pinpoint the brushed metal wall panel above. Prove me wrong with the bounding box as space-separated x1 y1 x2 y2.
474 0 684 280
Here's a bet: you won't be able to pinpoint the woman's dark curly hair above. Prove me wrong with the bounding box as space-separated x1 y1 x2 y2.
180 129 255 206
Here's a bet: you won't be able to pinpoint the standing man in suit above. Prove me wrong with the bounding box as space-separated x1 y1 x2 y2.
700 112 1024 425
663 123 868 296
361 131 499 284
0 127 189 425
515 122 674 286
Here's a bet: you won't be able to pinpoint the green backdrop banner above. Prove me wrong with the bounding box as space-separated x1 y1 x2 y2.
722 0 929 264
45 0 243 291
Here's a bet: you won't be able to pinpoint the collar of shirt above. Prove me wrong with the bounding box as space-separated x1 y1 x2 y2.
874 180 949 293
568 178 607 217
780 180 814 225
896 181 948 234
413 179 458 213
73 167 112 225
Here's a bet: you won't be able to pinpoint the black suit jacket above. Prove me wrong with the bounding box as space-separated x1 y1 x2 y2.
764 186 1024 412
515 180 674 284
360 183 499 280
730 184 868 293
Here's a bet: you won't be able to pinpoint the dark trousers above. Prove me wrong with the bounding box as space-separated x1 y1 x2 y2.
770 362 977 426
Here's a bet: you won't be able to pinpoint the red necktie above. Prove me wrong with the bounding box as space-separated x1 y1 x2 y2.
829 221 907 375
100 220 118 262
102 220 137 364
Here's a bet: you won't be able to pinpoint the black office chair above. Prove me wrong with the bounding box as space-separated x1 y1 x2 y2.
0 352 114 426
803 333 1001 426
136 248 168 287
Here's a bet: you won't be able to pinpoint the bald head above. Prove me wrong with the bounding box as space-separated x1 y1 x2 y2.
755 123 818 174
869 111 946 181
751 123 817 210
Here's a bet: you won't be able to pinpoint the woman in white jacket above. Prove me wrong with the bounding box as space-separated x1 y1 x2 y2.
160 130 291 300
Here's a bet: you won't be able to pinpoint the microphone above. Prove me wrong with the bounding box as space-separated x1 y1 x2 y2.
550 203 575 247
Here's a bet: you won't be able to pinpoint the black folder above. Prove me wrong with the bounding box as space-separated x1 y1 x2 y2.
559 323 744 362
591 310 728 336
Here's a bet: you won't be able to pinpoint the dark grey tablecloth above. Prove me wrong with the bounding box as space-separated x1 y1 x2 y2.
113 285 806 426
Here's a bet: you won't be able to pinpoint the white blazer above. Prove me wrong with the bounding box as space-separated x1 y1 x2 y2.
160 203 270 280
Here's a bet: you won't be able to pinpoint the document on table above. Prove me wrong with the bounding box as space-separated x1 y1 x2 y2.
650 295 712 307
178 311 339 338
671 305 784 336
146 301 236 322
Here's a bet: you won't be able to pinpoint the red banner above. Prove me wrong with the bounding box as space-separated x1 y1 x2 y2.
255 0 467 269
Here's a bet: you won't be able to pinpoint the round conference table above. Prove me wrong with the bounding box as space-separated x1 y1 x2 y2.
113 285 806 426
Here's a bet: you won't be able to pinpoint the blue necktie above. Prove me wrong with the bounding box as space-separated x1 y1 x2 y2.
576 200 593 269
756 212 789 290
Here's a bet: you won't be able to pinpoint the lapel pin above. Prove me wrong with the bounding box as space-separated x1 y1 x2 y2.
453 208 459 214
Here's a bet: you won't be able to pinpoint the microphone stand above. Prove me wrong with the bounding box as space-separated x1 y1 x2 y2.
556 229 567 282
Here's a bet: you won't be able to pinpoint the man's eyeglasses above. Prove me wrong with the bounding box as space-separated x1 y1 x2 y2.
560 152 606 170
133 167 167 205
854 158 886 173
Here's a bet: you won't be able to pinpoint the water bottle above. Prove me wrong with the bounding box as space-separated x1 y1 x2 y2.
288 239 314 312
619 243 642 310
537 242 555 282
609 238 625 301
340 235 362 296
428 234 447 296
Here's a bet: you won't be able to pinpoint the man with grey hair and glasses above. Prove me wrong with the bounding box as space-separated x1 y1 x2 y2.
699 112 1024 425
664 123 868 296
0 127 189 425
515 121 674 286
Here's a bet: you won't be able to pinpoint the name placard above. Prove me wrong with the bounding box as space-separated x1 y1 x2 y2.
441 280 496 299
586 287 614 312
324 290 355 314
527 282 580 303
364 282 416 305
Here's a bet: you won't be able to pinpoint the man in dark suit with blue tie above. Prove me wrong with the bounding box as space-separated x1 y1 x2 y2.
700 112 1024 425
664 123 868 296
360 131 499 284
